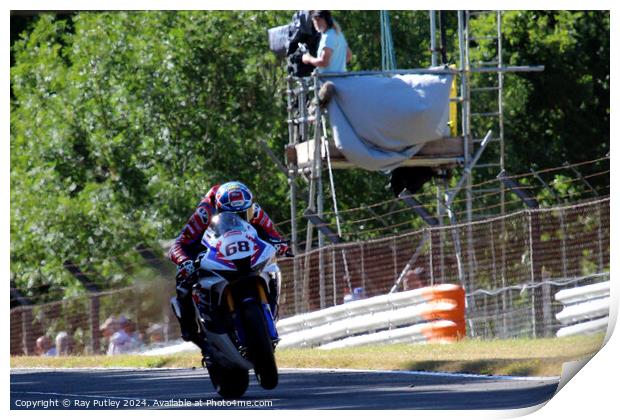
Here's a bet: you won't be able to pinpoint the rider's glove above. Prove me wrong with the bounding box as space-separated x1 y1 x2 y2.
176 260 197 298
176 260 196 282
272 241 290 257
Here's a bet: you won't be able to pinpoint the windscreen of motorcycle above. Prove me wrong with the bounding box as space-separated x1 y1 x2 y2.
201 213 253 258
200 213 277 271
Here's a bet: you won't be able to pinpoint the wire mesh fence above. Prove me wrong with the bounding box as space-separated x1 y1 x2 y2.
10 197 609 355
10 281 181 356
278 197 610 337
274 156 610 245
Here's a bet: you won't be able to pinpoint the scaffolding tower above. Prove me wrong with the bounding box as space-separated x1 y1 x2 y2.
281 11 543 313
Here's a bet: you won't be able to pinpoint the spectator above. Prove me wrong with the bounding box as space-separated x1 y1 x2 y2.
302 10 352 73
100 316 134 355
35 335 57 356
55 331 71 356
403 266 426 290
353 287 366 300
146 323 164 345
108 328 132 355
119 316 144 352
100 316 124 355
343 287 366 303
100 316 119 339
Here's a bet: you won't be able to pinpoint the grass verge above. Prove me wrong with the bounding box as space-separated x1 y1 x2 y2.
11 334 605 377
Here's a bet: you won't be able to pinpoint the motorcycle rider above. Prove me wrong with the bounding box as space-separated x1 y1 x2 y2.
169 181 289 352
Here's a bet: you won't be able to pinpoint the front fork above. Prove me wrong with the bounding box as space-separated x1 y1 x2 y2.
266 271 281 322
233 278 280 347
257 281 279 342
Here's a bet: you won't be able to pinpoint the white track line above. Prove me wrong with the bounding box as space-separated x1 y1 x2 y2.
11 367 184 371
279 367 559 381
10 366 559 381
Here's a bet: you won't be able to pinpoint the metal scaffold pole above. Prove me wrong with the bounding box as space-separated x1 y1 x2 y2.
430 11 438 67
497 11 506 213
497 10 509 339
299 78 315 313
463 11 475 294
458 10 475 336
286 76 301 313
313 75 326 309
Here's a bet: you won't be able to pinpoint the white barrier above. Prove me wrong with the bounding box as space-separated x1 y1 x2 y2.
556 317 609 338
277 284 464 335
555 281 610 337
555 281 610 305
276 285 465 349
319 320 459 349
555 298 610 325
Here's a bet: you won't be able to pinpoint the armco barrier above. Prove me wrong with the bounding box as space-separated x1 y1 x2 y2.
555 281 610 337
319 320 460 349
276 284 465 349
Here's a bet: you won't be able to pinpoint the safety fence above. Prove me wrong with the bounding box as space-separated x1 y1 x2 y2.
277 284 465 349
555 281 610 338
10 197 610 355
274 156 610 246
10 281 180 356
277 197 610 339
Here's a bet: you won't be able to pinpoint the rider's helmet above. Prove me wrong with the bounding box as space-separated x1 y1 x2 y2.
214 182 255 221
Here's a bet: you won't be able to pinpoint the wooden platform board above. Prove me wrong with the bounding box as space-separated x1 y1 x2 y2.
294 137 471 170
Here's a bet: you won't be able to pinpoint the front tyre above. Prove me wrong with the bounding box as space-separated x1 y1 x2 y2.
241 302 278 390
207 364 249 399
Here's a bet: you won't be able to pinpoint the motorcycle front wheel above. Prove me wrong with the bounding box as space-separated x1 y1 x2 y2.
240 302 278 390
207 363 249 399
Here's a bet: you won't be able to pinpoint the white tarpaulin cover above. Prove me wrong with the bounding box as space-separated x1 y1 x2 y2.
325 73 453 171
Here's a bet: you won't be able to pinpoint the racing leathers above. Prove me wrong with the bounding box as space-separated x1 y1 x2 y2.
169 189 287 346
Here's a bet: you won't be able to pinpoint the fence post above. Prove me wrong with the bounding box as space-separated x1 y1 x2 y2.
541 269 553 337
528 211 545 338
90 295 101 354
64 260 101 354
331 248 337 306
11 286 35 355
498 171 545 338
530 169 569 278
22 310 35 355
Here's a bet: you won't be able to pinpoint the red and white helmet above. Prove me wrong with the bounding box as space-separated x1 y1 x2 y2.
214 182 255 220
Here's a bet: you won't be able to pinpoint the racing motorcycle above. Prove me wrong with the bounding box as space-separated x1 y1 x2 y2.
172 212 285 399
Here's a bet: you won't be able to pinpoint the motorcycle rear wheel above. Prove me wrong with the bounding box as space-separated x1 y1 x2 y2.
241 302 278 390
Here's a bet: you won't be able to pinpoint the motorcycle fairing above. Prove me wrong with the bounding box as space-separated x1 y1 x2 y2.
200 219 276 272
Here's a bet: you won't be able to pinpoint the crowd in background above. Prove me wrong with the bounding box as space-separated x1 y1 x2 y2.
35 315 167 356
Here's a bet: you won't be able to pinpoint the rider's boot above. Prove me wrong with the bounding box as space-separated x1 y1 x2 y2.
267 271 281 321
171 295 215 368
170 294 201 345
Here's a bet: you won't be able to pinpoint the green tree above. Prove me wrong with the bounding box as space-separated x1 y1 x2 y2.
10 11 609 302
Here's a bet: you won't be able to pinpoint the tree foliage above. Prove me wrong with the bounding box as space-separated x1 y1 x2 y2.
10 11 609 302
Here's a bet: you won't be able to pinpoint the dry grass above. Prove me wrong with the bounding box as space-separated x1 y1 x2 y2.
11 334 605 377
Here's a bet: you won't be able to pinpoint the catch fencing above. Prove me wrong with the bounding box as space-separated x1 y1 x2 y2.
10 197 610 355
10 281 181 356
277 197 610 339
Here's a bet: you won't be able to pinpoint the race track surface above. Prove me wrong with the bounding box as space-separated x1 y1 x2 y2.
11 368 559 410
